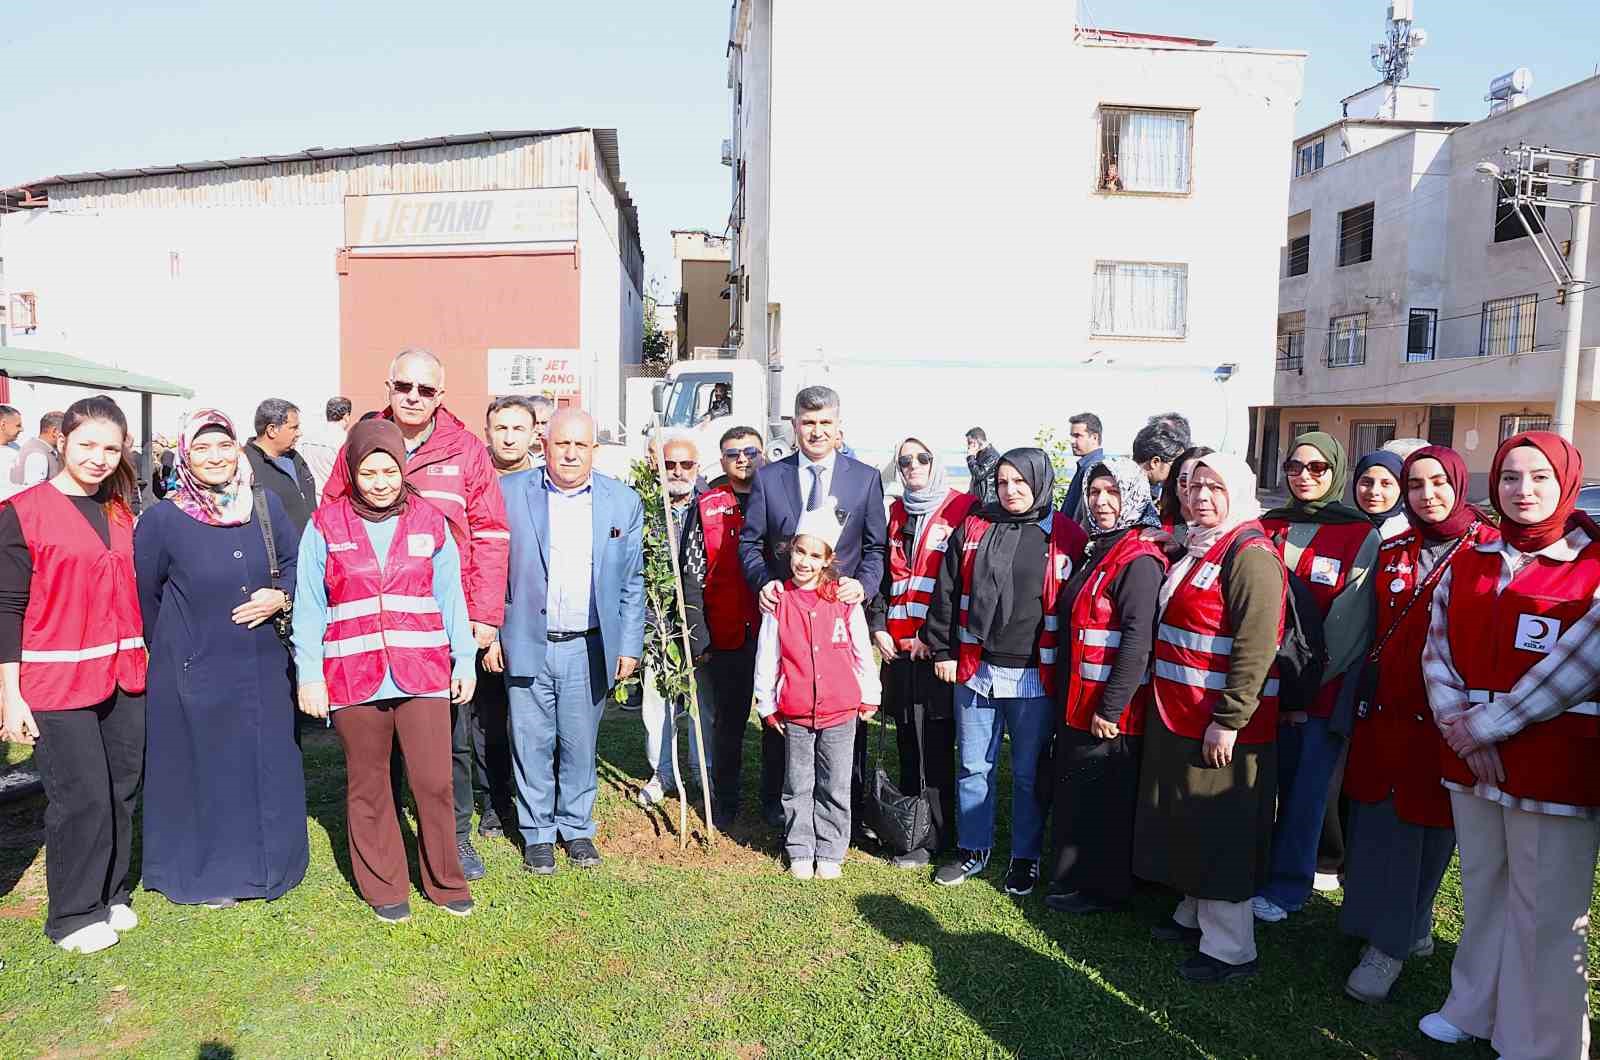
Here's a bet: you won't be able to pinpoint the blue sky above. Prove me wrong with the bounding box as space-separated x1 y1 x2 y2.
4 1 1597 288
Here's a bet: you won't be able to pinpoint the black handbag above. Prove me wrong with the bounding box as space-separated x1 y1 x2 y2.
865 701 935 857
251 485 294 644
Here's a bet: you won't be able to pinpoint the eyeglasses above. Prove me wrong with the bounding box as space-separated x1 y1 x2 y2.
722 446 761 461
897 453 934 469
663 460 697 471
389 381 439 399
1284 459 1333 477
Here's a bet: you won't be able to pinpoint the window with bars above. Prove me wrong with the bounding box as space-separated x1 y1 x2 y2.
1327 313 1367 367
1499 413 1552 441
1353 421 1398 456
1287 235 1310 277
1296 140 1325 178
1339 203 1375 266
1276 330 1305 371
1098 108 1192 194
1406 308 1438 362
1090 262 1188 338
1427 405 1456 448
1480 294 1537 356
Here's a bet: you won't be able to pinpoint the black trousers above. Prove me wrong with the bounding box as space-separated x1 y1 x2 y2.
470 661 515 824
31 690 146 941
1048 722 1141 904
708 641 781 821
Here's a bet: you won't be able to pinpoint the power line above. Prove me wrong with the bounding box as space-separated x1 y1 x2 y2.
1287 279 1597 337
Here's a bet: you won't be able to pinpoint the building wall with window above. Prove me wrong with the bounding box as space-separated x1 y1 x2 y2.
1266 72 1600 490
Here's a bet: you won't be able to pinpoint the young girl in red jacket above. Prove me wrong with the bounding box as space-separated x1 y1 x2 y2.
753 501 881 880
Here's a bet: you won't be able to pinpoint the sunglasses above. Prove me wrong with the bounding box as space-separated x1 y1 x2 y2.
389 380 440 399
897 453 934 469
1284 459 1333 477
722 446 761 461
663 460 697 471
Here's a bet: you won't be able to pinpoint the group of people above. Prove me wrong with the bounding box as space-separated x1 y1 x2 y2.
3 368 1599 1060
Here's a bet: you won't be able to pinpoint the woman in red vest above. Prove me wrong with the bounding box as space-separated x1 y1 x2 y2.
292 419 478 924
1046 457 1166 915
868 437 974 868
1252 431 1381 924
1417 432 1600 1058
1134 452 1285 983
1340 445 1496 1004
0 396 146 954
1155 445 1214 538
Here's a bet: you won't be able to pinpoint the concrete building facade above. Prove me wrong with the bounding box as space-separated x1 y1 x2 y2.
670 229 732 357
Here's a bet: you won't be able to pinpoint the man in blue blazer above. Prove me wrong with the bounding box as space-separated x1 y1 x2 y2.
499 409 644 875
738 385 888 827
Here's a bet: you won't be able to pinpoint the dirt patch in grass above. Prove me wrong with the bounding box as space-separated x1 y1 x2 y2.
0 896 41 919
598 801 774 873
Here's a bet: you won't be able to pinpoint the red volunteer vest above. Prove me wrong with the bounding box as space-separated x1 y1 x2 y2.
885 491 975 645
772 585 861 729
1064 532 1167 736
1153 522 1285 743
1261 517 1377 718
696 486 760 650
954 512 1088 698
1437 532 1600 808
315 497 453 707
1344 524 1497 827
10 484 146 710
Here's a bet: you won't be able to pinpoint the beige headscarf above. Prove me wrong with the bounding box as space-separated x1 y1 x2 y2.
1158 451 1262 612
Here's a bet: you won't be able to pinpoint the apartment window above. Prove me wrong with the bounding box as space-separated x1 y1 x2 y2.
1427 405 1456 448
1091 262 1188 338
1493 164 1549 243
1499 413 1552 441
1327 312 1368 367
1296 140 1325 177
1276 330 1305 371
1290 422 1322 446
1098 108 1192 194
1406 308 1438 362
1480 294 1538 356
1286 235 1311 277
1353 421 1398 456
1338 203 1375 266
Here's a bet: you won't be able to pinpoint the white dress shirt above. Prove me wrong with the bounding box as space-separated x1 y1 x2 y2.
799 450 839 510
545 476 597 633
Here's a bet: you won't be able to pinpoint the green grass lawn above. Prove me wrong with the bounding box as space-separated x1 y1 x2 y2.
0 710 1576 1058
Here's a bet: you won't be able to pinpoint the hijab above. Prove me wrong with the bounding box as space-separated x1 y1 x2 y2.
1160 451 1263 612
1264 430 1368 525
171 409 254 527
1352 450 1405 526
1400 445 1479 544
345 418 418 523
965 447 1056 643
897 436 952 519
1079 456 1157 540
1490 431 1584 554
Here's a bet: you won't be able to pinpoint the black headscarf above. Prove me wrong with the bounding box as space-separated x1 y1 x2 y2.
966 447 1056 643
344 419 419 522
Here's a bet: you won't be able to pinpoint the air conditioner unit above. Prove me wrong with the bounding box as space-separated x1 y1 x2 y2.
721 139 735 167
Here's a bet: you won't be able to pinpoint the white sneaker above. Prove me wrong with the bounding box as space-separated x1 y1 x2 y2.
106 903 138 932
1344 945 1403 1003
815 860 843 880
1251 896 1289 923
58 921 119 954
789 859 815 880
1312 872 1342 893
1418 1012 1474 1044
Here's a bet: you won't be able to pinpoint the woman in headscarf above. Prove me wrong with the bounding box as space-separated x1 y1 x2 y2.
1352 450 1409 540
1044 457 1167 915
1134 452 1286 983
1416 432 1600 1058
134 409 307 910
869 437 975 868
1251 431 1381 924
922 448 1087 896
1339 446 1496 1004
1156 445 1215 537
292 419 478 924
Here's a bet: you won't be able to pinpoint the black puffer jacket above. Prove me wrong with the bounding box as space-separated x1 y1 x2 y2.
966 445 1001 507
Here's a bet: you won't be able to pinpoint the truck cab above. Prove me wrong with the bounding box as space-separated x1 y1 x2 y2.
653 354 788 462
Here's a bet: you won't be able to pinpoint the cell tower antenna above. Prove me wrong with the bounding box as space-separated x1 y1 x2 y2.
1371 1 1428 86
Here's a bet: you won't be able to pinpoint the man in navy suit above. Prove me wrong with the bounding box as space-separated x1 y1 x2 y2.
739 385 888 827
499 409 645 875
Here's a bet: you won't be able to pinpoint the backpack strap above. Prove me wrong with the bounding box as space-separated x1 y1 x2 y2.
1219 527 1269 590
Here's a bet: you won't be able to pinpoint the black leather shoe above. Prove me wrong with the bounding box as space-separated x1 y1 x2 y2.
477 809 504 839
1151 919 1203 945
1045 891 1121 915
564 837 603 869
457 838 486 882
1178 952 1259 983
522 842 557 876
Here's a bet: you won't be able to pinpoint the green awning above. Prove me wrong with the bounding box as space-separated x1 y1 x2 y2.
0 345 193 399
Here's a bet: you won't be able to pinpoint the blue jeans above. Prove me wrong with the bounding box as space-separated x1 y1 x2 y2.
954 685 1052 860
1259 713 1344 911
507 637 604 845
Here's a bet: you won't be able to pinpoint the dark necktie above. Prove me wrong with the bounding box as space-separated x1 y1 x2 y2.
807 465 823 511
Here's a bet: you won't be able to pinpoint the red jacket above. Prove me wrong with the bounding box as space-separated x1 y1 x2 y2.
315 497 453 706
697 485 760 651
1063 532 1167 736
885 491 975 646
9 484 146 710
321 407 508 626
1345 522 1497 827
1438 534 1600 808
771 586 864 730
1153 522 1284 743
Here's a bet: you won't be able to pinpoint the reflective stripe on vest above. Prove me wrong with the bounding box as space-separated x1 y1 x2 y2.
21 636 146 664
326 594 444 623
1468 688 1600 717
885 493 974 643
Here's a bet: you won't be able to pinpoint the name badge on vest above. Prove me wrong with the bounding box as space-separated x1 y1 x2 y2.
426 465 461 477
1190 562 1221 591
328 541 358 554
407 533 435 558
1055 554 1071 581
1514 614 1561 654
1309 556 1342 587
927 525 951 552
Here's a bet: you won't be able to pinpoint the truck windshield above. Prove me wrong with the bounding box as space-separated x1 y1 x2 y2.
662 372 733 427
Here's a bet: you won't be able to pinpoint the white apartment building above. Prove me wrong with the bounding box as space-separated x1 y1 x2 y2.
725 3 1306 460
1266 75 1600 492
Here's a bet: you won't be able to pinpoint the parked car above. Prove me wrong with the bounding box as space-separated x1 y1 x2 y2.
1578 484 1600 519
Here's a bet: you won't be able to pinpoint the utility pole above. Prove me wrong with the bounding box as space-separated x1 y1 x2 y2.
1554 157 1594 440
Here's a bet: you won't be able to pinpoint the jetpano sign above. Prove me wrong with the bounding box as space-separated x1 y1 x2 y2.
345 188 579 248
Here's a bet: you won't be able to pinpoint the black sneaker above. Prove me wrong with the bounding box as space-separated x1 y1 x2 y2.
1003 859 1039 896
890 848 931 869
442 898 474 918
374 902 411 924
1151 919 1204 945
564 837 603 869
457 837 486 882
523 842 557 876
1178 951 1258 984
933 849 990 887
1045 890 1121 915
477 809 504 839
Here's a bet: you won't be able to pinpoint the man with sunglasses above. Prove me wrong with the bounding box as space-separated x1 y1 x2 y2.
321 348 511 883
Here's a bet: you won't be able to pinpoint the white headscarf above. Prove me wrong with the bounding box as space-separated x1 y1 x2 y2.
1159 451 1262 612
896 436 951 518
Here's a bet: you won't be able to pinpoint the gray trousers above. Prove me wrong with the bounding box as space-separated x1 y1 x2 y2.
1339 796 1454 960
783 720 855 865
